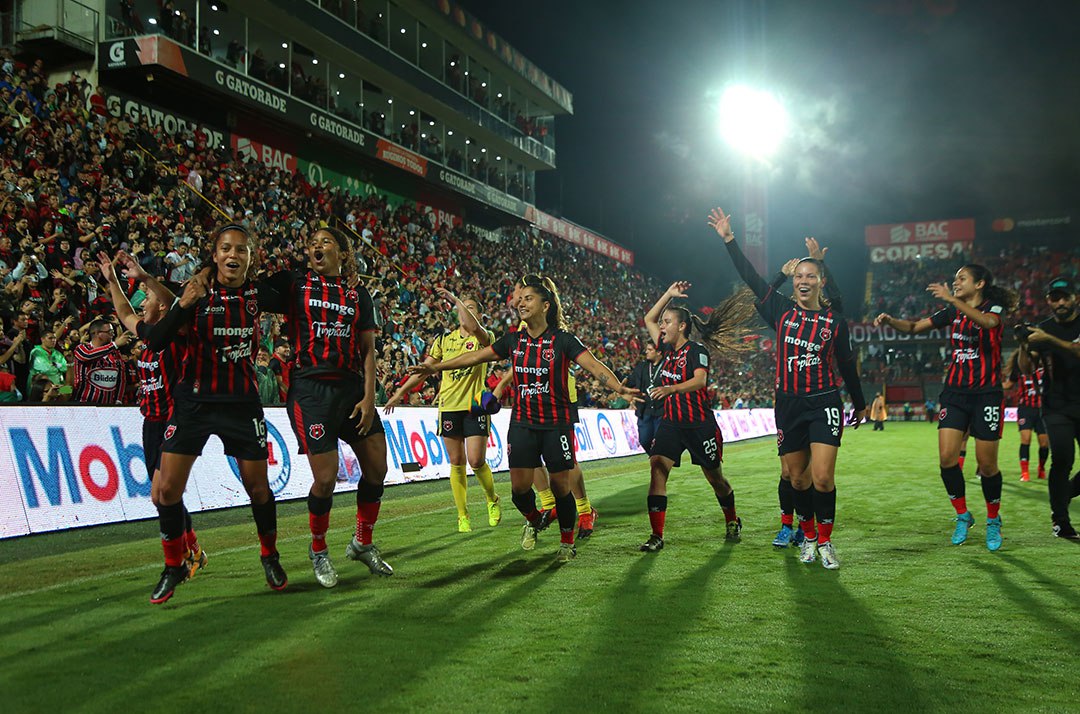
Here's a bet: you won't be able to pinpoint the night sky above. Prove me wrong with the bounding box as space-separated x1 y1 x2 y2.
459 0 1080 306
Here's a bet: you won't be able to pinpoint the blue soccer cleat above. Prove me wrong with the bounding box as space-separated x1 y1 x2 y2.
951 511 975 545
986 516 1003 551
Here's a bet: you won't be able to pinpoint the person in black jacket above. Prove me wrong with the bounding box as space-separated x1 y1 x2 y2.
627 342 664 454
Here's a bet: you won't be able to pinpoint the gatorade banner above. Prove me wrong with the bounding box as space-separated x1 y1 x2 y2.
0 406 784 539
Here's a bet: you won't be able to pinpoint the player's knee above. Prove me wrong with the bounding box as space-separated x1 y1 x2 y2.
467 455 486 470
246 482 271 503
976 459 998 476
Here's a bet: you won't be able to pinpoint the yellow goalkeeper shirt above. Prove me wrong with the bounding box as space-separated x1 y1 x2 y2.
431 328 493 412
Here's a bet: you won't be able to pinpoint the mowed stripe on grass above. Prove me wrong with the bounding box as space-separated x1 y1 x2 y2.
1 422 1077 712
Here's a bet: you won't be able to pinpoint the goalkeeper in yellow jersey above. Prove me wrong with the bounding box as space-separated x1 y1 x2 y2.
385 288 501 532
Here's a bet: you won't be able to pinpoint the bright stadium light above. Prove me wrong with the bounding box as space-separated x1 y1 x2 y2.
717 85 789 160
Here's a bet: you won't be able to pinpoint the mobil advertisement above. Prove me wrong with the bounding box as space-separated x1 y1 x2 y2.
0 406 778 539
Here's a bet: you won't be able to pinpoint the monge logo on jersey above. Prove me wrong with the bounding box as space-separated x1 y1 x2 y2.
228 421 291 495
486 422 504 470
596 413 618 454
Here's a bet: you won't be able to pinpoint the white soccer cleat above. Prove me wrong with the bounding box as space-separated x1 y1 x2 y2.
798 537 818 564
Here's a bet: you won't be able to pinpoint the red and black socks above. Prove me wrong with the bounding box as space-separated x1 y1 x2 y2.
941 464 967 514
647 495 667 538
716 489 737 524
157 500 187 567
792 485 816 540
981 472 1002 519
511 488 540 524
554 490 577 544
308 492 333 553
251 496 278 557
355 480 384 545
813 487 836 544
778 477 795 526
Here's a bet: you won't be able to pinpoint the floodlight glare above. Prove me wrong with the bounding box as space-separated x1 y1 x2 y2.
717 85 788 160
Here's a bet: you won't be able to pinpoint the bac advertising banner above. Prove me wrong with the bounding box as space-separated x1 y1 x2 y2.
0 406 778 539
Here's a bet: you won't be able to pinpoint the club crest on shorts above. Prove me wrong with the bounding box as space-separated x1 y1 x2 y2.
309 423 325 440
1019 418 1027 426
164 425 176 440
443 419 454 432
820 328 832 341
939 408 947 421
777 429 784 445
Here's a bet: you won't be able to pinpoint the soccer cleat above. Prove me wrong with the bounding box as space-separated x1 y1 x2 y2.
186 546 208 579
951 511 975 545
555 543 577 562
725 517 742 542
798 537 818 564
793 526 805 546
457 514 472 533
520 522 539 551
536 509 556 532
1052 521 1079 540
986 517 1003 552
1037 466 1047 480
772 524 796 548
487 497 502 527
345 539 394 576
1020 471 1030 483
150 565 189 604
577 508 598 540
261 553 288 591
818 541 840 570
639 534 664 552
309 547 339 588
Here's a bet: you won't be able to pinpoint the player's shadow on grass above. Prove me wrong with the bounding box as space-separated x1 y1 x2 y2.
589 479 652 518
0 581 151 644
782 557 935 710
554 548 731 709
973 558 1080 644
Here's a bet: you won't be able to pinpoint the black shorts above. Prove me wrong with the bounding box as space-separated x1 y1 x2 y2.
937 389 1004 441
142 418 167 480
162 396 268 461
775 392 845 455
1016 406 1046 435
437 410 490 439
507 423 576 473
570 405 580 424
650 420 723 470
287 374 385 455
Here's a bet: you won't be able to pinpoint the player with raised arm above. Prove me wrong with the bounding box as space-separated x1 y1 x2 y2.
639 280 756 553
145 225 286 604
385 287 501 534
711 207 866 569
410 274 639 561
875 264 1015 551
100 250 207 579
258 226 391 586
1002 345 1048 482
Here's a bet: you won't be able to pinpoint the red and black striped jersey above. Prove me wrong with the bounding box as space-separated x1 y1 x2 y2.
930 301 1004 393
725 238 866 411
73 342 125 404
1011 367 1043 409
258 270 377 378
656 339 713 425
491 327 587 427
135 320 184 421
181 280 261 402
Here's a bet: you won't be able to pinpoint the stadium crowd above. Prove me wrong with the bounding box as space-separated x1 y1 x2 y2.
0 53 776 409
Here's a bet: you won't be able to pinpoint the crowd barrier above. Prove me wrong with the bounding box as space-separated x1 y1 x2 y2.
0 406 779 538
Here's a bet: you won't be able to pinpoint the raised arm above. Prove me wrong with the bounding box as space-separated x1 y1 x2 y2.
806 237 845 312
708 207 771 300
873 312 937 335
99 254 140 337
436 287 490 346
575 349 641 402
408 345 499 378
384 354 437 412
112 250 178 307
644 282 689 345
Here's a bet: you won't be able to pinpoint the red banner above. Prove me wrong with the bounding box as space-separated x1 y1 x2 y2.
376 140 428 178
524 207 634 265
229 134 297 173
864 218 975 246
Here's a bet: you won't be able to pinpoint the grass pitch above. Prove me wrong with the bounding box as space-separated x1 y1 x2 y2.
2 422 1077 713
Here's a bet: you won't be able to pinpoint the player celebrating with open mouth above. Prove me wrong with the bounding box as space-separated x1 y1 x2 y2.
875 265 1015 551
711 207 866 569
410 274 639 562
145 225 285 603
258 226 391 587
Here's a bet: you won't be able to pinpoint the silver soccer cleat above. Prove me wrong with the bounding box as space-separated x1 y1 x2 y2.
345 538 394 576
310 547 340 588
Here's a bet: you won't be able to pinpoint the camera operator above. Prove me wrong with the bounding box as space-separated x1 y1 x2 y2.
1025 277 1080 540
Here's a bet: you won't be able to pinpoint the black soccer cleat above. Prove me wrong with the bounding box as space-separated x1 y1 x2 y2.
261 553 289 591
1052 521 1080 541
150 565 190 604
536 509 556 532
639 534 664 553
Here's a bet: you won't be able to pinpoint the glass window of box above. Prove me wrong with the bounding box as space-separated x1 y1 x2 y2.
246 18 290 93
417 24 442 79
357 0 387 45
387 3 416 64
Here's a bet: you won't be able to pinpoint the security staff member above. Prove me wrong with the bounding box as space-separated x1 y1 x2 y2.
628 341 665 453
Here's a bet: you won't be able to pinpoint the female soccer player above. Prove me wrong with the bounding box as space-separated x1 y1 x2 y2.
410 275 639 562
385 287 501 534
258 226 391 587
875 264 1015 551
1002 346 1048 482
100 250 207 579
710 207 866 569
145 224 285 604
639 280 756 553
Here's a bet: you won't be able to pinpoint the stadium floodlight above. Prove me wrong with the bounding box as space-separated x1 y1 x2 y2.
717 85 788 160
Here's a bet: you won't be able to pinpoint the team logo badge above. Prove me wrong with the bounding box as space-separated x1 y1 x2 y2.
819 328 832 342
465 341 475 350
542 349 555 362
443 419 454 432
1019 418 1027 426
309 423 325 440
676 357 686 369
346 289 359 303
164 425 176 440
777 429 784 445
246 298 258 315
939 408 947 421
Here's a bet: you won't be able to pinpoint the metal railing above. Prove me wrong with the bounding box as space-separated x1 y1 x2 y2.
16 0 99 54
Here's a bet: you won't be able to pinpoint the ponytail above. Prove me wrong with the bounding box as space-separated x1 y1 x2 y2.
690 288 759 357
962 264 1017 313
